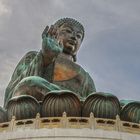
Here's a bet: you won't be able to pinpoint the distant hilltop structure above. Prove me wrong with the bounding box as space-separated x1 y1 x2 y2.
0 18 140 140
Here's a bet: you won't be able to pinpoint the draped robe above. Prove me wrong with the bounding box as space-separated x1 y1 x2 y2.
4 49 96 108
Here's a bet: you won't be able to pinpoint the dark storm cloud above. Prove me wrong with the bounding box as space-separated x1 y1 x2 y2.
0 0 140 106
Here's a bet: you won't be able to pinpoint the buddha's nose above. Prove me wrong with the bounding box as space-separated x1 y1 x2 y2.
71 36 76 41
71 32 77 40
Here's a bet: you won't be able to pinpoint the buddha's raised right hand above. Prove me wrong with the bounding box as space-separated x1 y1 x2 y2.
41 25 63 65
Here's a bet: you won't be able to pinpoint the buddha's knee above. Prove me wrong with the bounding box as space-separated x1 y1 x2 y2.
12 76 51 101
17 76 50 87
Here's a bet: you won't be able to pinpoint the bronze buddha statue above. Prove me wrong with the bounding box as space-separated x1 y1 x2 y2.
1 18 138 124
4 18 96 120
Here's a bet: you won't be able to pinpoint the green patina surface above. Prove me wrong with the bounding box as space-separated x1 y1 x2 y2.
120 99 135 107
120 101 140 123
82 92 120 118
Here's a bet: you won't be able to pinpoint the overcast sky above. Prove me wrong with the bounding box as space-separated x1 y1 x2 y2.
0 0 140 106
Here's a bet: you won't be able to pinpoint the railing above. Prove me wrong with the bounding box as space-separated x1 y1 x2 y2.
0 112 140 135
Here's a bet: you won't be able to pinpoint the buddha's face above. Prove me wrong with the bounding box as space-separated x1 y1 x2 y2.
56 23 83 55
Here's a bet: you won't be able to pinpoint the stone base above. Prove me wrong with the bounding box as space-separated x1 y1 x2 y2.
0 128 140 140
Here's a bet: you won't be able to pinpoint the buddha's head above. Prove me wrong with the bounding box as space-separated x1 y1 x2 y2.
54 18 84 61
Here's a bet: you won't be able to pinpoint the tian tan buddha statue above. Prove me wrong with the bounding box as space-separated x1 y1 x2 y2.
0 18 139 124
4 18 96 120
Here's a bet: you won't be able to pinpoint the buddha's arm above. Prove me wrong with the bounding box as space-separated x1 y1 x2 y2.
41 25 63 66
4 51 38 108
42 35 63 66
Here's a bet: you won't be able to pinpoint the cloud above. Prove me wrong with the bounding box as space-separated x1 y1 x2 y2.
0 0 11 30
0 0 10 16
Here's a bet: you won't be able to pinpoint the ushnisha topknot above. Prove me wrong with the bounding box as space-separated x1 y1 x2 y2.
53 17 85 41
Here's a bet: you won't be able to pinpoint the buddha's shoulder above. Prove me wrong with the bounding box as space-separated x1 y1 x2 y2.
22 51 38 62
11 51 38 78
55 56 86 73
54 56 89 81
15 51 38 66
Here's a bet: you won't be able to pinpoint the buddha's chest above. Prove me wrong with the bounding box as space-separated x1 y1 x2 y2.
43 56 86 94
53 61 78 81
53 61 85 95
43 56 82 83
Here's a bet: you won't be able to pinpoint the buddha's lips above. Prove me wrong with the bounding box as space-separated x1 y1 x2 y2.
66 40 77 51
67 40 76 45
